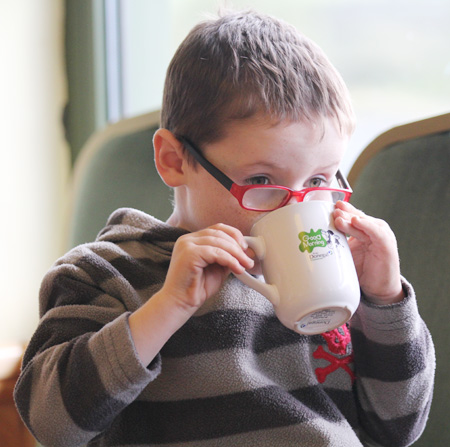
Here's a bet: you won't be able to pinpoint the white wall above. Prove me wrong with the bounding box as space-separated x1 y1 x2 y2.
0 1 70 344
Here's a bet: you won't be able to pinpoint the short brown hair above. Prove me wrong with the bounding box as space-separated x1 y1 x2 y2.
161 10 355 146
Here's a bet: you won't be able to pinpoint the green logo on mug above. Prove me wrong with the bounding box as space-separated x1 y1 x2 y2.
298 229 327 253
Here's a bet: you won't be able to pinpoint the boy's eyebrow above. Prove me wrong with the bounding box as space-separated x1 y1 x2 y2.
241 160 282 170
238 159 341 173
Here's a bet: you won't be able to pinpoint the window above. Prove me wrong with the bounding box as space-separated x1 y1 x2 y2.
113 0 449 173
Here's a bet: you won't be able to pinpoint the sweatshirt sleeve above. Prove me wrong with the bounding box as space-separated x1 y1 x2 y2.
350 278 435 447
14 246 162 447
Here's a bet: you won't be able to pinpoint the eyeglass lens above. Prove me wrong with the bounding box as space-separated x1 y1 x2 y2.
242 188 347 211
303 190 347 203
242 188 289 210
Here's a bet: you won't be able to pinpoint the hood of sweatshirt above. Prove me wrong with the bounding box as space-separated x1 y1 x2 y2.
96 207 188 248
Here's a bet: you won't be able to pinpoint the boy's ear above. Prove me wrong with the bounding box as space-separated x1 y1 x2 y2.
153 129 187 187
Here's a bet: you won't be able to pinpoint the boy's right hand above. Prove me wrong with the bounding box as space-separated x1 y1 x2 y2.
129 223 254 366
163 223 254 314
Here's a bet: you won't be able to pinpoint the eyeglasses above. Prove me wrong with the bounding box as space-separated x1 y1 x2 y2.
180 137 353 212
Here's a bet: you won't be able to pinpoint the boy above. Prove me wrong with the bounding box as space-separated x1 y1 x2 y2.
15 10 434 447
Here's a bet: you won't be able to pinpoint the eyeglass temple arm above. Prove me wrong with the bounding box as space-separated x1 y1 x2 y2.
180 138 351 195
336 169 352 192
180 137 234 190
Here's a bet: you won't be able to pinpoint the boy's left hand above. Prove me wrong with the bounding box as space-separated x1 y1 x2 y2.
333 201 404 305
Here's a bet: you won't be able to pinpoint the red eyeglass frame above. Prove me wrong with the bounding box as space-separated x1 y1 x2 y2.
180 137 353 212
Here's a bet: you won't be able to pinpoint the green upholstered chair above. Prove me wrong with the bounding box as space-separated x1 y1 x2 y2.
67 110 173 248
348 113 450 447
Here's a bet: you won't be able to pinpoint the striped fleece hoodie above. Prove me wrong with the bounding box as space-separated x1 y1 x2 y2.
14 208 435 447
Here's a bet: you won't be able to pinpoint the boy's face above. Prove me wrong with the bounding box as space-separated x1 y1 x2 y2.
170 116 349 236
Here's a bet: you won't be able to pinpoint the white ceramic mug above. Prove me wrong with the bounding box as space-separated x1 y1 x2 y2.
235 201 360 334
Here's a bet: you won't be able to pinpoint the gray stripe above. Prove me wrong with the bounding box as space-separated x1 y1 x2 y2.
356 366 434 420
143 343 318 401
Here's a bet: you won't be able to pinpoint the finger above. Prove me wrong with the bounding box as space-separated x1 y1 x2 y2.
244 246 256 261
208 223 248 250
338 212 397 251
351 215 397 248
195 235 255 269
203 226 254 261
334 200 366 218
196 244 253 274
186 227 243 252
178 230 254 270
334 213 370 243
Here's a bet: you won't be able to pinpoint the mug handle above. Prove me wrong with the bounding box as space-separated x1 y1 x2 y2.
234 236 280 307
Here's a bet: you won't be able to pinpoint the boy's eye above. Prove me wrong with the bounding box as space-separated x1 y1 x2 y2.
308 177 325 188
246 176 270 186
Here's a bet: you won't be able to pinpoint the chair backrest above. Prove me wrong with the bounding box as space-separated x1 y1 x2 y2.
67 110 173 248
348 113 450 447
